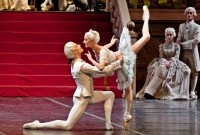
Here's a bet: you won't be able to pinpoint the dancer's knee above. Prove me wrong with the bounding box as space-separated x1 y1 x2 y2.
185 68 191 75
63 122 74 130
108 91 115 100
156 65 167 79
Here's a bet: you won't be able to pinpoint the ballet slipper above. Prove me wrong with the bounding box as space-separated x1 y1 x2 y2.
23 120 40 129
105 122 113 130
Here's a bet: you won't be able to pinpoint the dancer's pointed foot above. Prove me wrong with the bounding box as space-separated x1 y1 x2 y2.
124 113 132 122
123 113 132 130
23 120 40 129
142 5 150 21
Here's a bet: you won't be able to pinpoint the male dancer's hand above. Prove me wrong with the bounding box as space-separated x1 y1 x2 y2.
115 51 123 64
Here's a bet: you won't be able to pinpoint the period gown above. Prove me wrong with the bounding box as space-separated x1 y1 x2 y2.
143 42 191 99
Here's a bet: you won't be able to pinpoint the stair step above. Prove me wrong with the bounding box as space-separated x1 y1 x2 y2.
0 21 112 32
0 42 115 53
0 64 71 75
0 53 67 64
0 42 64 53
0 85 122 97
0 74 118 86
0 64 120 77
0 53 94 64
0 31 113 43
0 12 122 97
0 12 111 22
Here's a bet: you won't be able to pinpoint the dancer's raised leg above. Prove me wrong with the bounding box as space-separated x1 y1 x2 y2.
132 5 150 54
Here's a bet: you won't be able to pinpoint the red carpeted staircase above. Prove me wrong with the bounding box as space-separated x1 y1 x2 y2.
0 11 122 97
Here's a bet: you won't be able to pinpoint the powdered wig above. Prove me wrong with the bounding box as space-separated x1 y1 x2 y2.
64 41 76 59
165 27 176 37
84 29 100 44
184 7 197 16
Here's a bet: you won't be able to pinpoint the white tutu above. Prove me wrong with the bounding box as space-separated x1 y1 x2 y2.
116 27 136 90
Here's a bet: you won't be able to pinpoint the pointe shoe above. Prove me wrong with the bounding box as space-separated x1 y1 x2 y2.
23 120 40 129
124 113 132 122
123 113 132 130
142 5 150 21
105 122 113 130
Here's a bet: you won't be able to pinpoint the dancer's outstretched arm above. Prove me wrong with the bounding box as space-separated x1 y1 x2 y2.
132 5 150 54
104 35 118 48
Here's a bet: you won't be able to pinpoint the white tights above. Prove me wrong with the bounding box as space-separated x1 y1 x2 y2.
124 85 132 116
23 91 114 130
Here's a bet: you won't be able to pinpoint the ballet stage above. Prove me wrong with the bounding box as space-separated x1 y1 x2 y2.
0 97 199 135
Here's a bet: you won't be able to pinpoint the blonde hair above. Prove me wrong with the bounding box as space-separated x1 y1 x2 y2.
84 29 100 44
165 27 176 37
184 7 197 16
64 41 75 59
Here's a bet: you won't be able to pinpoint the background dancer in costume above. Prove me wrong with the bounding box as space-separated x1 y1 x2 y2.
176 7 200 99
136 27 191 100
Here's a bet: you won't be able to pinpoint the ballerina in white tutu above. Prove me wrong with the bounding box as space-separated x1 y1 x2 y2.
83 5 150 129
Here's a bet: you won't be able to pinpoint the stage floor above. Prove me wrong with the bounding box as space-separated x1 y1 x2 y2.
0 97 199 135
